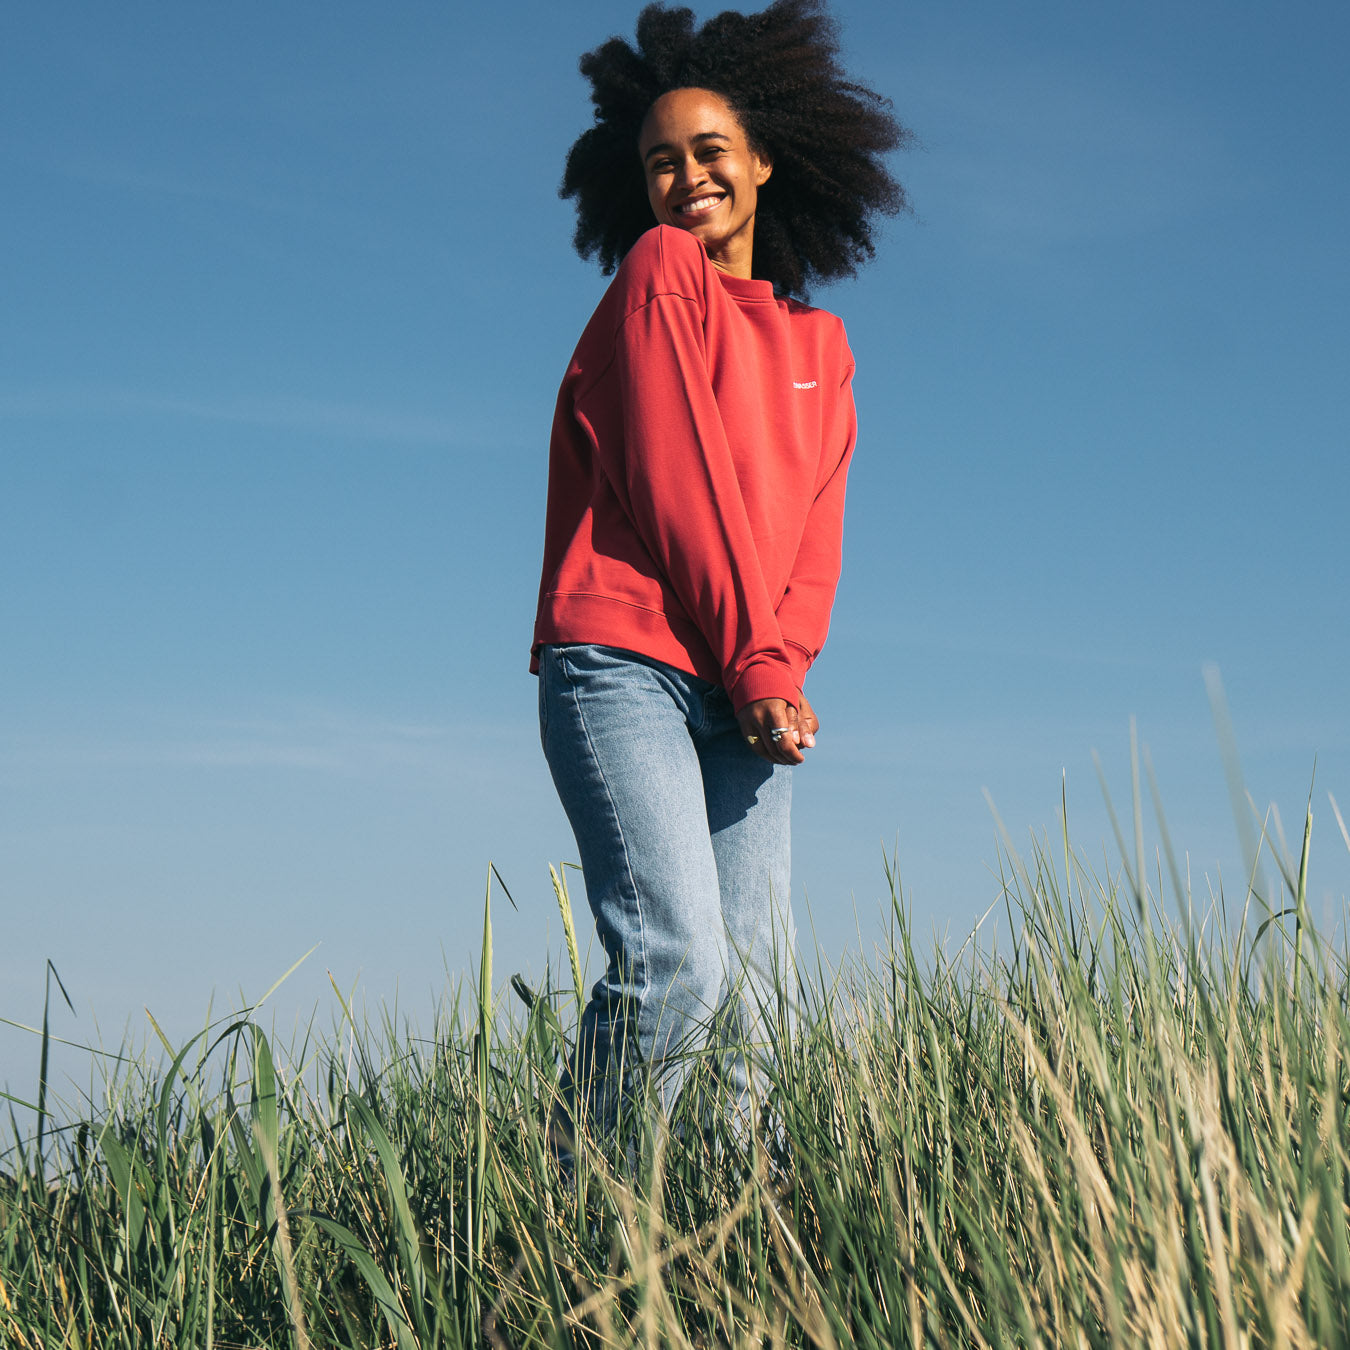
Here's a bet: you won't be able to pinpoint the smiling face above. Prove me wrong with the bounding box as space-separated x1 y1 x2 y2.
638 87 772 279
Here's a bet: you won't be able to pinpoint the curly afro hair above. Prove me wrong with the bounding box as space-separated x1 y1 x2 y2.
561 0 909 297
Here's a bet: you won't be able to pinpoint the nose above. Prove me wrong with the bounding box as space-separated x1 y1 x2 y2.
673 154 706 191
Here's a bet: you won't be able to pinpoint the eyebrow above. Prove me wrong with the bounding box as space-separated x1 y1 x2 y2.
642 131 732 163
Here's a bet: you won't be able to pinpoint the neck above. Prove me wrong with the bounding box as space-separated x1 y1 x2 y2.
708 241 754 280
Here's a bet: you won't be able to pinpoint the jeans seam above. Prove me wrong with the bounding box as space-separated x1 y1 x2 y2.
691 685 716 737
562 662 651 1015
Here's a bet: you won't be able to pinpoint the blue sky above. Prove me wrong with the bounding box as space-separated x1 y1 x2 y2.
3 1 1348 1100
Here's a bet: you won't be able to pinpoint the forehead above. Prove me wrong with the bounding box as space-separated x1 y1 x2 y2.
639 88 745 149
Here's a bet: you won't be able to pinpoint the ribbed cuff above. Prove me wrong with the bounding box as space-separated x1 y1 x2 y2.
727 660 801 714
783 639 815 690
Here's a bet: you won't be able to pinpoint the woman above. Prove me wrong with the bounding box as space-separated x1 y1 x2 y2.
532 0 907 1147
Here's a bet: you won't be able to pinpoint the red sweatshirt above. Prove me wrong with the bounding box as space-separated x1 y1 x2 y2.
531 225 857 712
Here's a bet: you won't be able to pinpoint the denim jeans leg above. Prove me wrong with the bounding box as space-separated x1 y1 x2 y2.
540 645 731 1136
697 687 795 1120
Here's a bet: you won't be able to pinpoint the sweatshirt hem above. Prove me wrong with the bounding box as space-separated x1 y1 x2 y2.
532 592 721 686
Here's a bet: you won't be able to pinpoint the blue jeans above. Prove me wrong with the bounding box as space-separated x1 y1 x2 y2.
538 643 795 1140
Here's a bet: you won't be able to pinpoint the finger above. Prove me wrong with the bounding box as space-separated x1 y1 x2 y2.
765 721 804 765
794 697 817 749
747 729 795 763
740 722 775 761
743 731 773 761
783 704 810 756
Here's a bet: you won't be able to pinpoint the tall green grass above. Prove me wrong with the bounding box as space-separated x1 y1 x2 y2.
2 768 1348 1348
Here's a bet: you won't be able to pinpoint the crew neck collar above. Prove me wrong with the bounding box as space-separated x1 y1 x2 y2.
715 270 776 301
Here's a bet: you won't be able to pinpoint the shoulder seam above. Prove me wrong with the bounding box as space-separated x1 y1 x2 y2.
571 290 702 406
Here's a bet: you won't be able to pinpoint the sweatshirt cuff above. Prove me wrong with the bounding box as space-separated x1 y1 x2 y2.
727 660 802 714
783 639 814 689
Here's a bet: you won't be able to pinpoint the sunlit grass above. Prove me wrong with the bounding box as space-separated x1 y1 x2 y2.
3 750 1348 1348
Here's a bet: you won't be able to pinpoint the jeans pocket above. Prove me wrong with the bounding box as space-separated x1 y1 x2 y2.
553 643 615 686
540 644 598 742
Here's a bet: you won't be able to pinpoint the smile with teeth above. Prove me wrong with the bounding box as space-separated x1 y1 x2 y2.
675 194 724 216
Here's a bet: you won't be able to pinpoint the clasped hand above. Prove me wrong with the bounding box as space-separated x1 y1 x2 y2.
736 693 819 766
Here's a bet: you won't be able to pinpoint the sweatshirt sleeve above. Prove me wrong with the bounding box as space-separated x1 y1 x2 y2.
777 360 857 687
576 279 801 712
